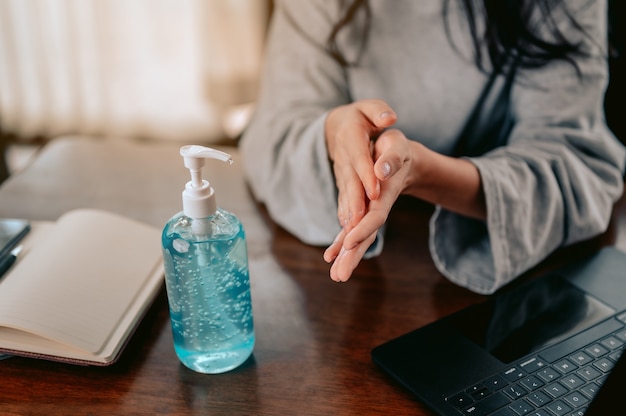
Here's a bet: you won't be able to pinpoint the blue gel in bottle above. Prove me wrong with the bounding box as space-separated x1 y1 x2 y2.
162 146 254 374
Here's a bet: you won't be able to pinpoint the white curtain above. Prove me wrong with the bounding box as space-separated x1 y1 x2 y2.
0 0 268 143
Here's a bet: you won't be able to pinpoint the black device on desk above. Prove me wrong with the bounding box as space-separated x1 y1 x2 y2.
0 218 30 279
372 246 626 416
0 218 29 259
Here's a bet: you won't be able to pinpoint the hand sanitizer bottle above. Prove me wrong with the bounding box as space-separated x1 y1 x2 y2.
162 145 254 374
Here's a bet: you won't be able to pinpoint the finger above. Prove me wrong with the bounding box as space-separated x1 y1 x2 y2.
334 164 350 227
324 228 347 263
334 138 374 226
349 133 378 202
334 161 365 228
342 201 390 251
354 99 398 129
373 129 409 181
329 231 377 282
346 181 367 229
342 170 401 250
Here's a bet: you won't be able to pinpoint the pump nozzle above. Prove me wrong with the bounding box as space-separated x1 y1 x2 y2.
180 145 233 219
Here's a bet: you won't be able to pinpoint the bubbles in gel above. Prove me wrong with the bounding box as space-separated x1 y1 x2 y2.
162 210 254 374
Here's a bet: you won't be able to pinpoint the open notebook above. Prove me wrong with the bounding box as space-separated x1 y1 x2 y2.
0 209 164 366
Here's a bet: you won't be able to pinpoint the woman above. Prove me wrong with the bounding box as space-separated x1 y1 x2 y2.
240 0 625 294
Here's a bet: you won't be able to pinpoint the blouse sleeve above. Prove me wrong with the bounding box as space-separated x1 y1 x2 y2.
239 0 347 245
430 0 626 294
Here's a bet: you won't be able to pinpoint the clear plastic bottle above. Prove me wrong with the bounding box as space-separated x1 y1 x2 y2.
162 145 254 374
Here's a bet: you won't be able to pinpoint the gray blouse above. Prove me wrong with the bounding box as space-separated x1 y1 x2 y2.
240 0 625 294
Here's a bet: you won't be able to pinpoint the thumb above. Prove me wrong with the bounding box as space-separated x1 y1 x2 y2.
373 129 407 181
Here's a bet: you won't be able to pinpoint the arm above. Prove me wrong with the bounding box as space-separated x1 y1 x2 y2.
240 0 348 245
432 0 624 294
241 1 397 247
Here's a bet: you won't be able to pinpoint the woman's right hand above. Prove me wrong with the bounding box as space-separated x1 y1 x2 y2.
324 99 397 231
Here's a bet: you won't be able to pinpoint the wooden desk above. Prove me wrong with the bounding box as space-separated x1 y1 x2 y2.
0 136 623 415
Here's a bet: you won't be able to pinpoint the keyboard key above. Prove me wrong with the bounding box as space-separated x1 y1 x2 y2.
509 399 535 415
554 359 577 374
561 374 585 389
536 366 560 383
484 374 508 390
585 344 609 358
580 382 601 399
592 357 614 373
519 375 544 391
601 335 623 350
546 399 572 415
544 382 568 398
609 349 623 361
519 357 546 373
568 351 592 366
563 391 589 408
502 367 525 382
525 390 551 407
459 404 480 414
503 383 528 400
615 328 626 342
466 384 485 394
465 385 491 401
577 365 602 381
448 391 473 408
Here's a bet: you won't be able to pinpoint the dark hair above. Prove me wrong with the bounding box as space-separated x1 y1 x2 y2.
327 0 588 74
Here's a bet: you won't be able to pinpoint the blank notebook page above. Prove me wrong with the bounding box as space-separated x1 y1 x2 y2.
0 209 162 354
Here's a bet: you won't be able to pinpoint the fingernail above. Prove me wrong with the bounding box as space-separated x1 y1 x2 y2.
380 111 394 119
381 162 391 178
324 251 336 263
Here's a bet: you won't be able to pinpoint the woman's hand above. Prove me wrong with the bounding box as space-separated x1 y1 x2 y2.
324 127 486 282
325 99 397 231
324 128 415 282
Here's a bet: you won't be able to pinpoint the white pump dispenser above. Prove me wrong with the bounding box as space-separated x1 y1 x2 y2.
180 145 233 219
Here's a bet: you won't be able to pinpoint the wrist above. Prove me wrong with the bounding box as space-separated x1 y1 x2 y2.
402 140 431 196
402 142 486 219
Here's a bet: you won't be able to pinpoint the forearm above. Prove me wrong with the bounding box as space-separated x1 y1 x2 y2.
403 141 486 220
